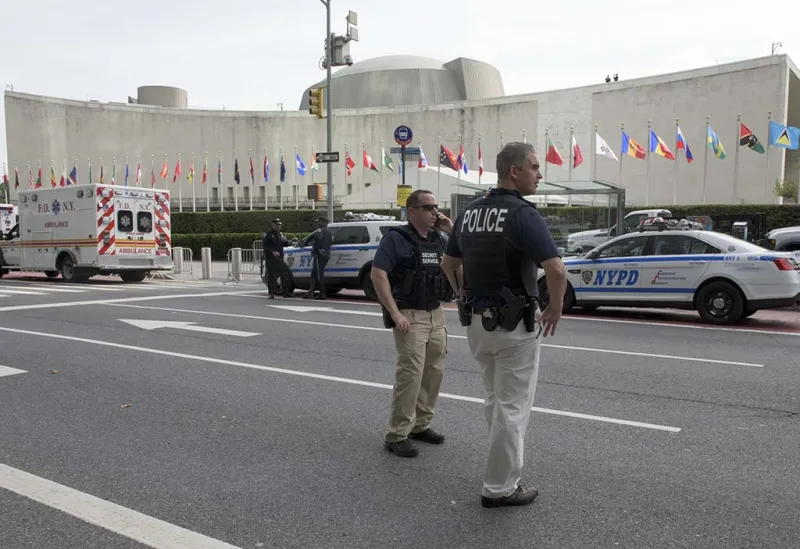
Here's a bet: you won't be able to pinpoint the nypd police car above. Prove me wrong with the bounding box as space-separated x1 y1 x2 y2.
538 228 800 325
268 220 406 299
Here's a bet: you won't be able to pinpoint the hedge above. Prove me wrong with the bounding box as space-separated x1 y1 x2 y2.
172 232 308 260
171 204 800 236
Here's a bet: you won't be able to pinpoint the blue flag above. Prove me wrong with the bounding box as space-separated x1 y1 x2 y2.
296 153 306 176
280 157 286 183
125 162 129 186
769 121 800 150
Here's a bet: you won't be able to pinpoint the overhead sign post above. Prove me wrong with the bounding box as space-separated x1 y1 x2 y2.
394 125 413 190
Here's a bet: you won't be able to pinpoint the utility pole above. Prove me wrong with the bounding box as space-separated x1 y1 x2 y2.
316 2 358 221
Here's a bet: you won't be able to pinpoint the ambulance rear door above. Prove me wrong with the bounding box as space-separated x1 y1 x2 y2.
113 188 156 258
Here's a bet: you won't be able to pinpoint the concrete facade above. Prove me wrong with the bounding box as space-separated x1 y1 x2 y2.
3 54 799 210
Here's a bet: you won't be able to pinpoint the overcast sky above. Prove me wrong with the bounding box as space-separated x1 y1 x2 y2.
1 0 798 173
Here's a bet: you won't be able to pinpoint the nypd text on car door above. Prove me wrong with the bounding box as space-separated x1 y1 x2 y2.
576 234 650 301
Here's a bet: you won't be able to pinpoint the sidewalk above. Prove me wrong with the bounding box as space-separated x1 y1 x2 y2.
165 260 264 285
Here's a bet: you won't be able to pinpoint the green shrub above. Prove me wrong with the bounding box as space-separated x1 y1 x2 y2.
172 232 309 260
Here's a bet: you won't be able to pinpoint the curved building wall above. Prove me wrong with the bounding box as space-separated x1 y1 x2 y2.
443 58 505 101
137 86 188 108
3 54 797 209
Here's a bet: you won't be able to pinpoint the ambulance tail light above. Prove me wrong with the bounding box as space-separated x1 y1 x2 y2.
772 258 800 271
158 219 167 228
101 189 112 198
102 216 112 224
157 195 167 203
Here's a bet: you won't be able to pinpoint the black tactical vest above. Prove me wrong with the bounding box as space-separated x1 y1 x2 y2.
458 190 538 306
389 224 453 311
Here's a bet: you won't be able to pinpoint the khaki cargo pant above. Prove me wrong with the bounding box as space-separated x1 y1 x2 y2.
385 306 448 443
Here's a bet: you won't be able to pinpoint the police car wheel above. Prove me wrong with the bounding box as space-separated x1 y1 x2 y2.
696 281 744 325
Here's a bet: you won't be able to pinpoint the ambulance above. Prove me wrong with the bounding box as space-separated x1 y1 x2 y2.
0 184 173 283
0 204 18 237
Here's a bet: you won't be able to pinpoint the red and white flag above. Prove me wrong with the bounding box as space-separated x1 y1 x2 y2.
363 149 379 172
478 143 484 177
572 135 584 168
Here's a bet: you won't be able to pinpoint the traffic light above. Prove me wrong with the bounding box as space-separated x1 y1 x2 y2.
308 88 324 119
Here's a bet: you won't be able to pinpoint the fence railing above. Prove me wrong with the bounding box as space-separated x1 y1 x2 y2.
224 247 263 284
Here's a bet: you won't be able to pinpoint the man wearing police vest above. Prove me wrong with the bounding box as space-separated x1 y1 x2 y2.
371 189 454 458
440 141 567 508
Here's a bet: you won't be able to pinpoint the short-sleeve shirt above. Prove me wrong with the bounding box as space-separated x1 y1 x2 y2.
373 225 447 306
445 189 559 306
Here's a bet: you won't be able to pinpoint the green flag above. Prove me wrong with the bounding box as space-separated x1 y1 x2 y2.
382 147 394 172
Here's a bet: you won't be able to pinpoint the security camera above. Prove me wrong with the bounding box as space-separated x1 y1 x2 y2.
345 55 354 66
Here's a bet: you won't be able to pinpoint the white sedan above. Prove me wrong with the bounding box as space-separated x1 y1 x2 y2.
537 229 800 325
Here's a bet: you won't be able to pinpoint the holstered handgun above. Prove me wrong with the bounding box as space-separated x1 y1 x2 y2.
382 307 395 329
523 298 538 333
497 286 529 332
456 299 472 326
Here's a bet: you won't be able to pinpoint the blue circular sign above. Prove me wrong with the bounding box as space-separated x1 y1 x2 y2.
394 125 413 146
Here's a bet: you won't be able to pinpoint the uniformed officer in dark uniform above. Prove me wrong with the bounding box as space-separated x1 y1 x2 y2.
262 218 291 299
299 217 334 300
371 189 454 458
440 141 567 508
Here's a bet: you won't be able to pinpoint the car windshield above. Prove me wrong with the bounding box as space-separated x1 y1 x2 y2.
703 232 767 252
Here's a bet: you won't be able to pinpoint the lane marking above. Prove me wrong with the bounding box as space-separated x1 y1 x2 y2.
0 290 266 313
0 288 48 295
0 325 681 433
110 304 764 368
236 294 800 337
118 319 260 337
0 462 242 549
0 283 88 293
0 365 26 377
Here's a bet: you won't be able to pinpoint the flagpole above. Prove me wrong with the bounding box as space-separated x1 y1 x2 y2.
645 119 651 206
568 126 574 207
592 124 598 181
437 136 441 208
263 148 268 211
151 155 155 189
734 113 741 204
417 138 422 190
62 161 66 188
192 152 197 212
233 149 239 212
205 151 210 212
248 148 253 211
477 134 482 187
522 129 526 144
294 146 299 210
380 138 385 207
543 128 549 184
343 142 348 209
619 122 625 190
765 111 772 203
279 147 284 211
361 140 366 209
702 116 709 205
500 131 504 149
177 153 183 213
674 117 679 206
455 133 461 217
310 144 316 211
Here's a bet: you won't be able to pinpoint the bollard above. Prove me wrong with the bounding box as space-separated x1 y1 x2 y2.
201 247 212 280
231 247 243 283
173 247 184 274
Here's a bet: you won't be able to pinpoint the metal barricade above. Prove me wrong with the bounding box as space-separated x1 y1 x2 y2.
149 247 195 281
224 247 264 284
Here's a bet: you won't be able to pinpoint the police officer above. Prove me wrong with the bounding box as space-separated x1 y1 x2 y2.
370 189 454 458
299 217 333 300
262 218 291 299
440 141 567 508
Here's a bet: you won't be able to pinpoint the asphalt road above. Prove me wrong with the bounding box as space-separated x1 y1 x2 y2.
0 278 798 549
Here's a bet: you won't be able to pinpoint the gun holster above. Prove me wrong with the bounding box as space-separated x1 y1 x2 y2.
457 300 472 326
381 308 395 329
497 287 528 331
523 299 538 333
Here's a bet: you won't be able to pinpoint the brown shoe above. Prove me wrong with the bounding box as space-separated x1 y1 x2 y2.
481 485 539 508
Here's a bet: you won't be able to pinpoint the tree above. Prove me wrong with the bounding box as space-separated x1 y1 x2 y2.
774 178 799 201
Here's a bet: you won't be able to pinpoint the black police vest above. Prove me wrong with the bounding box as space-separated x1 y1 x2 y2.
389 225 452 310
458 191 537 305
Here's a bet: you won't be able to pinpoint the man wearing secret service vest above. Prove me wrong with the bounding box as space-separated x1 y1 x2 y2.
440 142 567 509
371 190 454 459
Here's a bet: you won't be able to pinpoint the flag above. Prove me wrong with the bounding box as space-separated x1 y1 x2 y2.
768 121 800 150
28 166 33 189
621 132 647 159
234 158 240 184
68 166 77 185
707 126 726 159
111 163 116 185
345 152 355 176
172 158 182 183
363 149 379 172
649 130 675 160
36 166 42 188
136 162 141 186
739 122 765 153
188 159 195 184
14 166 19 189
572 135 584 168
418 147 428 171
59 165 66 187
151 163 156 187
296 153 307 175
217 158 222 185
545 136 564 166
248 156 254 183
160 160 168 179
280 155 286 182
595 132 619 161
458 144 469 174
382 147 394 172
478 143 484 176
125 160 130 186
263 155 269 182
310 152 319 172
50 166 57 187
202 157 208 184
439 144 459 171
676 126 694 163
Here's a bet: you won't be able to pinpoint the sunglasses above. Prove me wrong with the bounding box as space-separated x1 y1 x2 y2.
412 204 438 211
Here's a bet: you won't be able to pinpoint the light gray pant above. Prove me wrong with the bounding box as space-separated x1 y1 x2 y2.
466 313 542 498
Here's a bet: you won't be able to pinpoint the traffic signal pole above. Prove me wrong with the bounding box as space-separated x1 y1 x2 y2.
325 1 333 222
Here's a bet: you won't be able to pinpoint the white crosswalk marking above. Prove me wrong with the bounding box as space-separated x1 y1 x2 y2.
0 279 238 299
